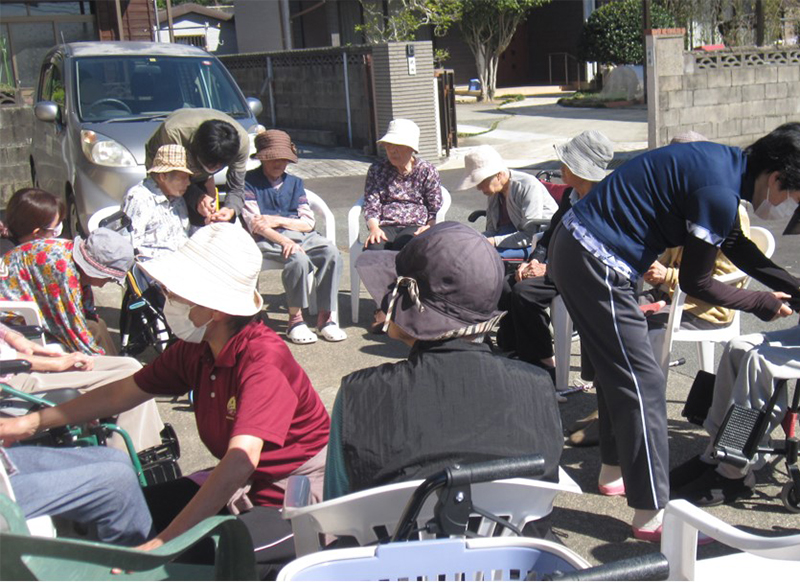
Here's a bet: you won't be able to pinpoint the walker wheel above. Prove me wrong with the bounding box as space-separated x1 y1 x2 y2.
780 482 800 514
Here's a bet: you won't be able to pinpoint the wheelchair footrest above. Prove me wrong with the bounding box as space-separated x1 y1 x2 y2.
713 405 764 468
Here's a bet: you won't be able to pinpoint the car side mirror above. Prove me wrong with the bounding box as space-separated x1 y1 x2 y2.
246 97 263 117
34 101 59 122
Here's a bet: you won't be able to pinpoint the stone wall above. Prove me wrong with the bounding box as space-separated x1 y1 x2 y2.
646 29 800 148
0 106 33 206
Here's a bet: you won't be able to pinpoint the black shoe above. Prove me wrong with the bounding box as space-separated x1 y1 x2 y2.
672 466 753 506
669 454 715 491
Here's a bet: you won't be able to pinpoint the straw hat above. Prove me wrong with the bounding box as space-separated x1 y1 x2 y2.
357 222 505 341
252 130 298 163
139 223 263 316
554 130 614 182
72 228 134 284
377 119 420 153
148 144 193 175
454 145 507 191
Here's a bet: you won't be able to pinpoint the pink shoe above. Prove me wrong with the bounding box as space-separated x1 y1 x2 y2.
598 481 626 496
632 524 662 542
632 525 715 545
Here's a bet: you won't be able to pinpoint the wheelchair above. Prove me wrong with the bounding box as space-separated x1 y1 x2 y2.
0 358 181 487
95 210 175 357
467 169 568 275
713 377 800 513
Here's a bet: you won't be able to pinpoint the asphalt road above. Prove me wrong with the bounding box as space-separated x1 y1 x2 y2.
91 95 800 568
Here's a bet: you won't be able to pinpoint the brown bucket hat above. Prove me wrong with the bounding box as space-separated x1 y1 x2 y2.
252 130 298 163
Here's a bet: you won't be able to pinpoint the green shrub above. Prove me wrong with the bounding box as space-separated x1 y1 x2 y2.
579 0 675 65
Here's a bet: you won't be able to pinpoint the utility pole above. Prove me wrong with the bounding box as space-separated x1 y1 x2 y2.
642 0 651 102
166 0 176 43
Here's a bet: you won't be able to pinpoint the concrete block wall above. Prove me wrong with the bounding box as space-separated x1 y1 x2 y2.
372 42 439 162
0 106 34 206
647 30 800 148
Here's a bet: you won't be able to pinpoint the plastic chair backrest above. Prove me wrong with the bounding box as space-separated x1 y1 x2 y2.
0 460 56 538
0 506 258 580
348 186 451 323
283 467 580 557
277 536 591 581
661 499 800 580
657 225 775 377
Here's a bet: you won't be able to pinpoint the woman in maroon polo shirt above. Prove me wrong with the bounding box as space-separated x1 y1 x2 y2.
0 222 330 575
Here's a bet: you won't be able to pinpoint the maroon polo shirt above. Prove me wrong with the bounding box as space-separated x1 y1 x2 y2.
134 321 330 507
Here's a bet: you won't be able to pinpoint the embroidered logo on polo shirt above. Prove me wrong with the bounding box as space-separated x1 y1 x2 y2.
226 396 237 420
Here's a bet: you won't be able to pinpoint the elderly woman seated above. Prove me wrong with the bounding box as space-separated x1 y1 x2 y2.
242 130 346 345
356 118 443 332
122 144 193 260
0 188 65 255
455 145 558 259
0 227 134 355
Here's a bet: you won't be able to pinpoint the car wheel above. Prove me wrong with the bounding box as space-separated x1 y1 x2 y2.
65 189 85 238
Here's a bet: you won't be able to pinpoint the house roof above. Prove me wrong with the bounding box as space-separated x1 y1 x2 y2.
158 3 233 23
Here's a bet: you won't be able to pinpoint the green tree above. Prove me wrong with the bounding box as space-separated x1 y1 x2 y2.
458 0 550 102
580 0 675 65
356 0 461 43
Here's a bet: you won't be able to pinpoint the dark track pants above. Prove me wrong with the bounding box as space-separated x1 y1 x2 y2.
549 224 669 510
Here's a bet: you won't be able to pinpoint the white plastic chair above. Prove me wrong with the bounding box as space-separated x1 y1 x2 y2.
660 499 800 580
0 457 56 538
348 187 451 323
0 301 48 346
656 226 776 378
551 295 574 393
277 536 590 581
282 467 581 558
259 189 339 323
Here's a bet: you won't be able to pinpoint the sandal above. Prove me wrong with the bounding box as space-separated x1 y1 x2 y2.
318 322 347 342
287 322 317 345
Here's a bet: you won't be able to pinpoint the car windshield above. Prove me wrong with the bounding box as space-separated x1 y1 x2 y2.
74 55 249 122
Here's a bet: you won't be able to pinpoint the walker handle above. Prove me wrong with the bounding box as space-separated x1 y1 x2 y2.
447 455 545 487
544 552 669 581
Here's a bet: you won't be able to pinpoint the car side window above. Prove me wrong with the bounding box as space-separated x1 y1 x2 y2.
49 66 65 109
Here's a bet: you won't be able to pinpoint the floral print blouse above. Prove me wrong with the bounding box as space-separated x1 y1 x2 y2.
363 158 442 227
0 238 104 354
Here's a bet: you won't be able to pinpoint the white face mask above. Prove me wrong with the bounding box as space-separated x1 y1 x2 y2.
163 297 210 343
755 187 798 221
52 222 63 237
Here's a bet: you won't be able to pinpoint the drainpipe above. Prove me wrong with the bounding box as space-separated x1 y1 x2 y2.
280 0 292 49
153 0 160 42
343 51 352 148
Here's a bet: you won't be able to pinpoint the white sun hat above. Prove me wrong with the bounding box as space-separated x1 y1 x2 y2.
377 118 420 153
554 130 615 182
138 222 263 316
454 145 507 191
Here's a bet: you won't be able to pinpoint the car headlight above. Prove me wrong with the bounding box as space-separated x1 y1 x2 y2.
80 130 136 167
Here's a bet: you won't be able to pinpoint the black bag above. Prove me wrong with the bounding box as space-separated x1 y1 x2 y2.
682 370 716 426
138 424 182 486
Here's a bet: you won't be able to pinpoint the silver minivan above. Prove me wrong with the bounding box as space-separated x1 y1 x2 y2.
30 42 263 235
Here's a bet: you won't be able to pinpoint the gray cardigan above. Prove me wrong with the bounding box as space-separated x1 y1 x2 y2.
485 170 559 248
